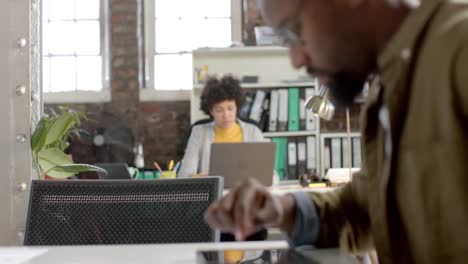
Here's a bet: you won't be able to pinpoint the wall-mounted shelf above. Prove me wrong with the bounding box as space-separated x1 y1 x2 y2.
193 46 288 56
193 81 317 90
263 131 317 138
191 48 364 180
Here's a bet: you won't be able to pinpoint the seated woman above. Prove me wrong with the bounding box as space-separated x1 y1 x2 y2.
178 75 264 178
178 76 267 242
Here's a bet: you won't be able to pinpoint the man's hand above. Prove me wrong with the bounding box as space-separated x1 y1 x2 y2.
204 178 296 241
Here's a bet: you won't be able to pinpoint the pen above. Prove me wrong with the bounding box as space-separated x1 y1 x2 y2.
154 162 163 173
168 160 174 171
173 161 180 172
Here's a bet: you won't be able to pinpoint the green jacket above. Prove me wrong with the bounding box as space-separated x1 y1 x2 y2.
309 0 468 263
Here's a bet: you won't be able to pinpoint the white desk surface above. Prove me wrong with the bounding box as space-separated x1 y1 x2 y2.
223 185 336 196
268 185 335 195
1 241 357 264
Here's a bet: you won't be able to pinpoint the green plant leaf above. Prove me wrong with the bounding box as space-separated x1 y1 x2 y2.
53 164 107 174
38 158 76 179
38 148 77 179
37 157 56 175
38 148 106 178
46 170 76 179
45 112 76 146
38 148 73 166
31 117 48 154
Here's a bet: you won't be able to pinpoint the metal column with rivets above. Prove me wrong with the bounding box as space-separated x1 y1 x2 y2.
0 0 40 245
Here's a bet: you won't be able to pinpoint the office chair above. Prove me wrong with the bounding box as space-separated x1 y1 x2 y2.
24 177 223 245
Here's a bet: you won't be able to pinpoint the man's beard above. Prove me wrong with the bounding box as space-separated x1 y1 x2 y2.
328 72 366 107
308 67 366 107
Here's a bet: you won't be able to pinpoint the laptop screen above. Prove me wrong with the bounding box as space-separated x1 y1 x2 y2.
209 142 276 188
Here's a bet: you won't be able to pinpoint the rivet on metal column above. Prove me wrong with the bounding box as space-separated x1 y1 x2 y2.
16 85 27 96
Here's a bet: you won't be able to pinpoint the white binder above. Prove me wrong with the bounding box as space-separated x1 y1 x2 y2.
305 88 316 131
342 137 351 168
299 98 306 130
331 138 342 168
324 142 331 171
249 90 266 122
268 90 279 132
352 137 362 168
287 140 297 179
306 136 317 175
297 138 307 177
277 89 289 131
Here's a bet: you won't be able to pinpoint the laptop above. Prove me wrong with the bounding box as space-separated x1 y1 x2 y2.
94 163 133 180
209 142 276 188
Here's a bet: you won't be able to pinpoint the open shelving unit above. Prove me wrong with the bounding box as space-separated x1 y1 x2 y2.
191 47 362 180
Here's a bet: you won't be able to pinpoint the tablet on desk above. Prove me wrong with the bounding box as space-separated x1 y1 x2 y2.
196 248 315 264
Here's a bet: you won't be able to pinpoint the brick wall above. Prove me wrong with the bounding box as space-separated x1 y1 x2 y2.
45 101 190 169
138 102 190 165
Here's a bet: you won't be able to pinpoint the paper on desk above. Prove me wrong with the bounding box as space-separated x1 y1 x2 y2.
325 168 360 183
0 248 48 264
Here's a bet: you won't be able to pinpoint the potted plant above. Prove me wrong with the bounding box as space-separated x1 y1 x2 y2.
31 107 106 180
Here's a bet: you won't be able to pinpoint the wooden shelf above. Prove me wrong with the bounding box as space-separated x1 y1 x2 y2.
193 46 288 55
320 132 361 138
263 131 317 137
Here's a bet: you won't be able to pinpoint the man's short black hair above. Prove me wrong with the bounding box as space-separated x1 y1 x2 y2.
200 75 245 116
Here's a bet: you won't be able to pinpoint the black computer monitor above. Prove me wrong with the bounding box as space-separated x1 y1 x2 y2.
94 163 132 179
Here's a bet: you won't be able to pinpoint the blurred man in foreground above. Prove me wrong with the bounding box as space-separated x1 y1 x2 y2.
205 0 468 263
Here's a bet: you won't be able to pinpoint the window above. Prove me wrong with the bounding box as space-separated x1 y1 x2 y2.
145 0 233 90
42 0 109 93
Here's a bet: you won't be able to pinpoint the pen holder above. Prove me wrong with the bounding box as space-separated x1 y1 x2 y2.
156 170 176 179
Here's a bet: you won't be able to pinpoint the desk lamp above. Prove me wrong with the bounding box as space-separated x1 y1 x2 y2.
304 85 353 181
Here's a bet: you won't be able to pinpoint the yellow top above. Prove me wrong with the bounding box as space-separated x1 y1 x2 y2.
214 122 243 143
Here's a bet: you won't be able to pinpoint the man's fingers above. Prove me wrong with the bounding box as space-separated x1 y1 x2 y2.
217 206 235 231
205 202 236 233
204 178 275 240
255 193 282 227
220 185 239 211
205 202 223 228
232 189 259 240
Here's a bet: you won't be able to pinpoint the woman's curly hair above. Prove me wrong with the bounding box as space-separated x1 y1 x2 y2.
200 75 245 116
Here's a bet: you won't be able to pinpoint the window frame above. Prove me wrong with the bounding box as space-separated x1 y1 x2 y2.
142 0 241 99
42 0 111 103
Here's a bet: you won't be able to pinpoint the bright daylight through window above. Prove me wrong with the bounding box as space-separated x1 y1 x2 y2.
42 0 107 93
147 0 232 90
